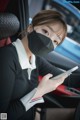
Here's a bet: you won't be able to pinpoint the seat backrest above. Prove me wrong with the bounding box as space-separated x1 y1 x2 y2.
0 13 20 47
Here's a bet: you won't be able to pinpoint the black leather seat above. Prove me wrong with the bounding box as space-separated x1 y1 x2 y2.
0 13 20 41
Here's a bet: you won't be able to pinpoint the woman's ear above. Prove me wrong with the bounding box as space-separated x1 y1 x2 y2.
27 24 33 33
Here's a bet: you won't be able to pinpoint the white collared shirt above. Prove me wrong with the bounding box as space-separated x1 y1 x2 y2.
12 39 44 111
12 39 36 80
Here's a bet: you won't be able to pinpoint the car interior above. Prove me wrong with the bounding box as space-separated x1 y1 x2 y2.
0 0 80 120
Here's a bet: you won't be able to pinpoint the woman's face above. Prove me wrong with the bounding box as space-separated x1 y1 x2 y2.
34 22 64 46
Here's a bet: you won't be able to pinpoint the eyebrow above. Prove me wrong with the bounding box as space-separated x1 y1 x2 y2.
46 25 62 41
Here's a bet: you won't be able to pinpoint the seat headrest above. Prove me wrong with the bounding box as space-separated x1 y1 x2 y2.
0 13 20 40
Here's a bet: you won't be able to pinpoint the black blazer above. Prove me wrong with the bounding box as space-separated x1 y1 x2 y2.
0 44 62 120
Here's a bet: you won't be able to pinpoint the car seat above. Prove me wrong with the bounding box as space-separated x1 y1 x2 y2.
0 12 20 46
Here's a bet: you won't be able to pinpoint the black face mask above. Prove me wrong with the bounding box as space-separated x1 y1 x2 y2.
28 31 54 57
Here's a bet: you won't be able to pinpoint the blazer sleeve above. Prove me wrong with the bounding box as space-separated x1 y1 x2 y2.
0 47 27 120
0 47 44 120
37 56 63 76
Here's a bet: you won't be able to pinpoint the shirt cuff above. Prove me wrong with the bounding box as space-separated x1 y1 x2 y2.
20 88 44 111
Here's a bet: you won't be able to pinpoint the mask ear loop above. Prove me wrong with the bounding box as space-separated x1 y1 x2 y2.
27 26 34 38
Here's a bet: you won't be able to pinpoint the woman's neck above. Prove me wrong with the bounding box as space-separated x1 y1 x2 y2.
21 36 32 60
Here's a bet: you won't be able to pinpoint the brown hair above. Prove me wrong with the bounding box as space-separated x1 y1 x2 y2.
20 10 67 41
32 10 67 41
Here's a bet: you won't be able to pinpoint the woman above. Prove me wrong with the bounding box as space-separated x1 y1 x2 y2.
0 10 67 120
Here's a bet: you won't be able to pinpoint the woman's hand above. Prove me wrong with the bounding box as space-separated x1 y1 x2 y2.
34 73 67 98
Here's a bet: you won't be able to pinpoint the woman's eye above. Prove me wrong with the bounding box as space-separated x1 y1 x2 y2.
54 40 59 45
42 29 48 34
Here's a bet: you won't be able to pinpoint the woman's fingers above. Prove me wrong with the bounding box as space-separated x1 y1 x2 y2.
37 73 67 97
43 73 53 80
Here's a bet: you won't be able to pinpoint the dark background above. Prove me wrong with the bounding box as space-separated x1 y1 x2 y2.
72 3 80 10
